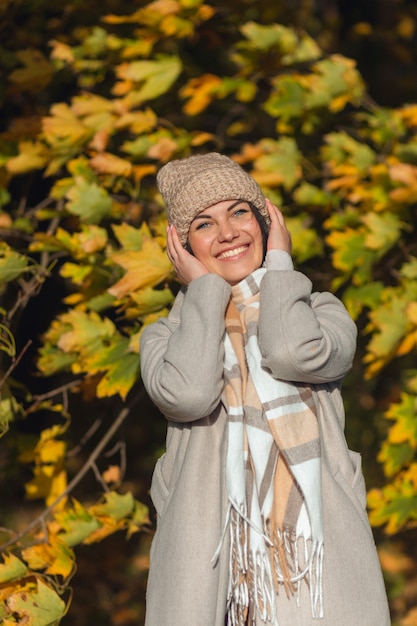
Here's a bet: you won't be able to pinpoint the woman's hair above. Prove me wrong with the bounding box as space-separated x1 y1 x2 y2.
185 201 269 262
250 201 269 260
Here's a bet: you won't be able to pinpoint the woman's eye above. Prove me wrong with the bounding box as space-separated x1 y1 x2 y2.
195 221 210 230
233 208 249 217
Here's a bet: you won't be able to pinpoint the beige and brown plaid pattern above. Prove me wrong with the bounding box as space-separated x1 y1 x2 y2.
222 269 324 625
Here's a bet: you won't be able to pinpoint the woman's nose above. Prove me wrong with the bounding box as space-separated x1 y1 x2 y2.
217 220 238 242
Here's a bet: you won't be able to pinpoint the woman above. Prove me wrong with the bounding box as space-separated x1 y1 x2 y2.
139 153 390 626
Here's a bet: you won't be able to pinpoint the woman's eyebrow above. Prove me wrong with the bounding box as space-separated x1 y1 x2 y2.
192 200 246 222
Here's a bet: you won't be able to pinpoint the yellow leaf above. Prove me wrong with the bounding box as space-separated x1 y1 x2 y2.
6 141 47 174
147 137 178 161
114 108 157 133
181 74 222 115
109 238 173 298
0 553 27 583
90 152 133 176
9 49 53 93
25 466 67 508
400 104 417 128
132 164 157 182
77 224 108 254
397 331 417 356
42 103 90 143
407 301 417 324
22 537 75 579
38 439 66 465
191 131 215 146
57 310 115 353
71 94 114 117
6 577 67 625
103 465 122 484
50 39 75 63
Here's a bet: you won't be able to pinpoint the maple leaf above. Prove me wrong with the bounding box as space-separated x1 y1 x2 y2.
109 237 172 298
128 285 174 317
6 578 67 626
65 179 114 223
252 137 302 190
9 49 53 93
362 211 402 253
90 152 133 176
54 500 101 547
0 244 28 284
181 74 222 115
386 393 417 448
0 554 27 584
115 54 182 106
42 103 91 144
83 336 140 399
6 141 47 174
21 536 75 579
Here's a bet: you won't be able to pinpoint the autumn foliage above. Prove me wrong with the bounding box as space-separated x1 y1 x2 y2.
0 0 417 623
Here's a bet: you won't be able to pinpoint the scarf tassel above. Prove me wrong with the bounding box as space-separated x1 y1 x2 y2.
226 515 324 625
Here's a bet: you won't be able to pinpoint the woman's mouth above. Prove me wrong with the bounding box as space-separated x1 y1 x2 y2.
217 245 249 260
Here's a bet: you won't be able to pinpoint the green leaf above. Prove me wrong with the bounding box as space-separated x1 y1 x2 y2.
362 211 402 254
117 54 182 105
0 244 28 284
65 180 113 224
252 137 301 190
343 282 384 319
240 22 320 62
56 501 101 547
129 286 174 316
89 336 140 399
379 441 415 477
37 343 77 376
263 77 305 122
400 256 417 280
364 283 417 377
112 222 147 251
91 491 134 521
0 553 28 583
285 215 323 263
0 396 19 436
386 392 417 448
293 182 338 207
6 578 67 626
326 228 375 285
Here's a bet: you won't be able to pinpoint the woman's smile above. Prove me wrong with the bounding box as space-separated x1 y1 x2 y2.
216 244 250 260
187 199 264 285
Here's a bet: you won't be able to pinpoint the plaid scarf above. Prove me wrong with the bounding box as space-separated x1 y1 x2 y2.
219 268 324 625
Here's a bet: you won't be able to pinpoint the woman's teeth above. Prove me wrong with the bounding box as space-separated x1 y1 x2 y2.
218 246 248 259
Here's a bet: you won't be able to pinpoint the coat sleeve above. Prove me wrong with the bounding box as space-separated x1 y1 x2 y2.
139 273 231 422
259 269 357 384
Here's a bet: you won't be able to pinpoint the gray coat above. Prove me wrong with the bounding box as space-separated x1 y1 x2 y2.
140 268 391 626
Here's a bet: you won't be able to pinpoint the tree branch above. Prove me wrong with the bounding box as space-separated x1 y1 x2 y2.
0 386 146 551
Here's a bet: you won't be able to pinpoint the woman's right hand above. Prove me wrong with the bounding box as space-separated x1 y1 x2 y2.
166 224 210 285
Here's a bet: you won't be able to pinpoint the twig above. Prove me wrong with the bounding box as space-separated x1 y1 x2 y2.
0 386 145 551
0 340 32 391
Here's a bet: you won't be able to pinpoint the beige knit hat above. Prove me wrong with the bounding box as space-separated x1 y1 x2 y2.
157 152 269 245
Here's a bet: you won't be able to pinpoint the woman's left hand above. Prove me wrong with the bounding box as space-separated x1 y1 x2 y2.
265 199 292 254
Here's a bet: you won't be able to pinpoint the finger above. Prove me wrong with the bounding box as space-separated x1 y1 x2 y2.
265 199 284 226
166 226 178 263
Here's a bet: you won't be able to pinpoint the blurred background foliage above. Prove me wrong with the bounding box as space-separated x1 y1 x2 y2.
0 0 417 624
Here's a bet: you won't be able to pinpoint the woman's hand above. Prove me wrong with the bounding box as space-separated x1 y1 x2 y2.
166 224 210 285
265 199 292 254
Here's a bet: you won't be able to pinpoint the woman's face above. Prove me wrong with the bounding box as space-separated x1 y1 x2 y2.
187 199 264 285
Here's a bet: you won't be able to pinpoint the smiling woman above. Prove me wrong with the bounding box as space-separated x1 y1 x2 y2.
187 200 265 285
139 152 390 626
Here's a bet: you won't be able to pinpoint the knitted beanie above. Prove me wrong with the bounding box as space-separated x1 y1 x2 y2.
157 152 269 245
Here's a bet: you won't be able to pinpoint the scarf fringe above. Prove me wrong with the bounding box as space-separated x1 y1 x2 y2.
225 510 324 625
